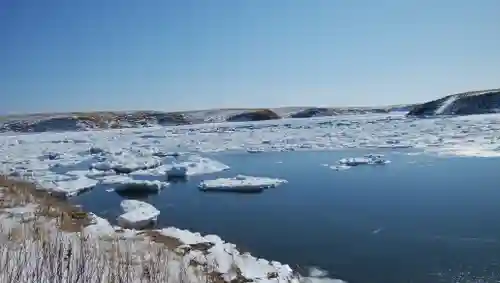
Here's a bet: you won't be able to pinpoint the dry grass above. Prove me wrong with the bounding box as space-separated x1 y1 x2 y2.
0 176 91 233
0 218 208 283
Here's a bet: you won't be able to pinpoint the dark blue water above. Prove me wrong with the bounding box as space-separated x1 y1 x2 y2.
72 149 500 283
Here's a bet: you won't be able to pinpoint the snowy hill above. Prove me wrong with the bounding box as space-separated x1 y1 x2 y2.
407 89 500 117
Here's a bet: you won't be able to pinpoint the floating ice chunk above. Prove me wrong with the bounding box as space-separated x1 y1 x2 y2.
85 169 116 178
90 151 162 173
36 175 98 198
199 175 287 193
338 157 370 166
338 154 389 166
308 267 329 278
247 148 264 153
168 155 229 176
300 278 346 283
89 146 105 154
117 200 160 229
100 174 168 192
329 164 351 171
166 165 188 179
301 267 347 283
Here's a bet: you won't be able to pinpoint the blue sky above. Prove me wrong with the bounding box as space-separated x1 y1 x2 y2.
1 0 499 114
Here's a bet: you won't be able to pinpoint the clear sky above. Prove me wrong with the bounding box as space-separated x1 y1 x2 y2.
1 0 499 114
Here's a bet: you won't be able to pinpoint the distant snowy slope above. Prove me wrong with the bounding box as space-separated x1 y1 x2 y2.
407 88 500 117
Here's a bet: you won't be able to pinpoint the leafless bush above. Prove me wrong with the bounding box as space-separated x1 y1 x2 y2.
0 214 213 283
0 178 286 283
0 178 214 283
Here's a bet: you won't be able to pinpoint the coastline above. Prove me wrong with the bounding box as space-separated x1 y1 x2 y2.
0 176 342 283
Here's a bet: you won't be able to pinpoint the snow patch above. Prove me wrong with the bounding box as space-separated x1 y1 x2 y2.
435 95 459 115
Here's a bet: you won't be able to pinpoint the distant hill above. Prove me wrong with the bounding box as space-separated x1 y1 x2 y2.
0 105 407 133
4 87 500 134
407 89 500 117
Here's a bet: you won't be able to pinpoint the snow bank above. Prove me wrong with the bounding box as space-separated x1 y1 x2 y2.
156 226 347 283
199 175 287 193
83 213 116 237
117 200 160 229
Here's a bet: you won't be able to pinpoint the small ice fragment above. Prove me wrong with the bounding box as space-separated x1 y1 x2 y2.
247 148 264 153
37 177 98 198
169 155 229 176
329 165 351 171
308 267 329 278
166 165 188 179
89 147 105 154
338 157 371 166
199 175 287 193
338 154 389 166
102 176 168 193
117 200 160 229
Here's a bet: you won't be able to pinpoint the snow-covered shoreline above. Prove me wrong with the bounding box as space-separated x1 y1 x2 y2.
0 178 344 283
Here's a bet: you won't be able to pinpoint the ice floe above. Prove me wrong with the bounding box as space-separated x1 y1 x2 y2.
338 154 390 166
101 175 168 193
117 199 160 229
35 174 99 198
166 165 188 179
199 175 288 193
170 155 230 176
90 149 163 173
326 154 389 171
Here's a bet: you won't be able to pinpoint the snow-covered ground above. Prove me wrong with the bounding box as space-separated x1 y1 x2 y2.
1 112 500 282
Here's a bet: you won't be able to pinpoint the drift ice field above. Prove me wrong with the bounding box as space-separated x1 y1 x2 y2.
2 112 500 197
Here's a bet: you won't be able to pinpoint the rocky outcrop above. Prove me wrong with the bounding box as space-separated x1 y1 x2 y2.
290 108 337 118
226 109 281 122
407 89 500 117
